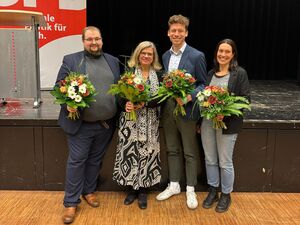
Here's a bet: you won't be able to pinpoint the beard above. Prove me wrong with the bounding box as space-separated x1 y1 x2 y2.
85 45 101 56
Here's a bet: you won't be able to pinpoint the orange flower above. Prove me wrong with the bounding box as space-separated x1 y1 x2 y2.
60 86 67 93
189 77 196 83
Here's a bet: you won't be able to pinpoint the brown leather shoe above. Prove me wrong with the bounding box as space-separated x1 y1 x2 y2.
83 193 99 207
62 207 76 224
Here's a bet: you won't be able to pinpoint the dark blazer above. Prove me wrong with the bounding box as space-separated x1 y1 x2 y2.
206 66 250 134
55 51 120 135
162 44 207 120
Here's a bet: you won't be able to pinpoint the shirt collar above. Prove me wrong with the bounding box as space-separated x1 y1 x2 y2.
170 42 187 55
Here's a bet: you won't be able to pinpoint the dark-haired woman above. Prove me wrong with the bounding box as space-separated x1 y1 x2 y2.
200 39 250 213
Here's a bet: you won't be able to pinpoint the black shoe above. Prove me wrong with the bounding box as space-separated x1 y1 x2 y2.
124 191 137 205
138 189 147 209
202 186 219 209
215 193 231 213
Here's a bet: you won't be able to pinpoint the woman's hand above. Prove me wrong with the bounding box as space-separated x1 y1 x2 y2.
125 101 145 112
125 101 134 112
134 102 145 110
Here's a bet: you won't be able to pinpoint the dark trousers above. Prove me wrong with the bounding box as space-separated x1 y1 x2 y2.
63 120 115 207
162 99 199 186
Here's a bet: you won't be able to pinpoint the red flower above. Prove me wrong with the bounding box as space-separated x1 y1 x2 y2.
189 77 196 83
208 96 217 104
60 79 66 86
165 80 173 88
136 84 145 92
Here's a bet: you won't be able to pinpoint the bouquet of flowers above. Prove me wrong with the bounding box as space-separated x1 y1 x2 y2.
196 85 251 129
108 71 150 121
152 69 196 116
50 72 97 120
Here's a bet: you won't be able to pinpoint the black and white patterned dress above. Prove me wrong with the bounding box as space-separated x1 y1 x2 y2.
113 68 161 190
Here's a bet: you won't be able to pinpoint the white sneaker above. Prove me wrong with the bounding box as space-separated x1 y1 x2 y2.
156 184 181 201
186 191 198 209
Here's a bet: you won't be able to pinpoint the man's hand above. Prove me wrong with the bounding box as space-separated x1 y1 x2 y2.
176 94 192 106
67 106 77 113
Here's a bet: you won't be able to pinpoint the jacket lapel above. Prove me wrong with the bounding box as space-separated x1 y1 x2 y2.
227 70 237 93
178 45 190 69
163 51 171 71
103 53 119 83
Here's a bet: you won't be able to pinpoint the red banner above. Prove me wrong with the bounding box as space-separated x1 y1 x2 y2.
0 0 86 47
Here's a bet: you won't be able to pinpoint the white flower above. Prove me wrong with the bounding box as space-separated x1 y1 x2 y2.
133 77 142 84
185 73 192 77
74 95 82 103
68 91 76 99
203 89 211 97
197 95 205 102
71 80 78 86
68 86 75 93
79 84 87 94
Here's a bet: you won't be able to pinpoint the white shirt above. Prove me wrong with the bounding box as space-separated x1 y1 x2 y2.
168 42 187 72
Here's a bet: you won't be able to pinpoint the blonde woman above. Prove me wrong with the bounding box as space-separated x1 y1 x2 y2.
113 41 163 209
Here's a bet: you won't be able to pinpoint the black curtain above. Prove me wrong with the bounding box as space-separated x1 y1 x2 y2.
87 0 300 80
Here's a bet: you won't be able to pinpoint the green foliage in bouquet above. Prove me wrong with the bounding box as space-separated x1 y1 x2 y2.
108 71 150 121
151 69 196 116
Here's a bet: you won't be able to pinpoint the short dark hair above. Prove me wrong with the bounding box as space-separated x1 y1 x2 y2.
82 26 101 40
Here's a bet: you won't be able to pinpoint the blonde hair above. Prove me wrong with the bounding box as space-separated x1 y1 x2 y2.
168 14 189 30
82 26 101 40
128 41 162 71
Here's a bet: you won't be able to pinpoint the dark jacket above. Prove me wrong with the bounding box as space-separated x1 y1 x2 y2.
56 51 120 135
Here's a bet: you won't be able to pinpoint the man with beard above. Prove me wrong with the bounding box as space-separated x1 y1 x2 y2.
55 26 120 224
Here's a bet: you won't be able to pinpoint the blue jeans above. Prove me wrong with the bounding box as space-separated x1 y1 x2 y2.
200 119 238 194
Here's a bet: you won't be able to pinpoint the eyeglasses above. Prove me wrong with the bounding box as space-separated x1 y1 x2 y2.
140 52 153 57
84 37 102 42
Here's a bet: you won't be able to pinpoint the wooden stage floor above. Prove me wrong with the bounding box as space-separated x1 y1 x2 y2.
0 191 299 225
